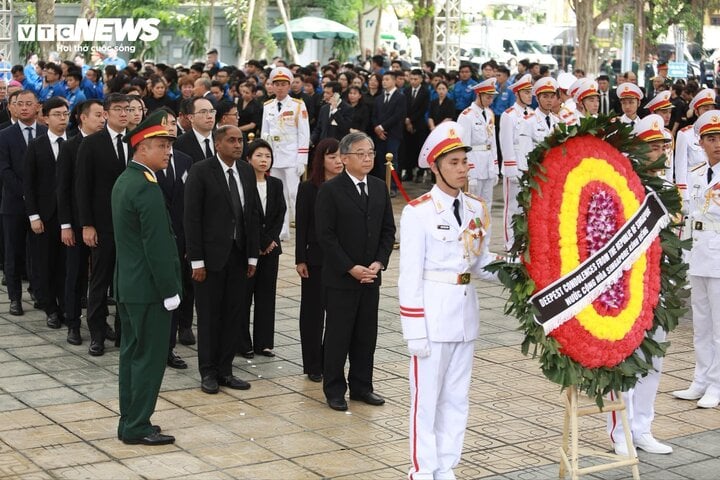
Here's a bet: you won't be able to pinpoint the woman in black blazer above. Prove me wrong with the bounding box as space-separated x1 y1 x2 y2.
428 80 457 130
295 138 344 382
239 139 287 358
347 86 370 134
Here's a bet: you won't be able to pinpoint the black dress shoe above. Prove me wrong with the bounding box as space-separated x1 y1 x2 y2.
117 425 161 440
122 432 175 446
201 375 219 394
258 348 275 357
178 327 196 346
80 296 87 309
47 312 62 329
307 373 323 383
327 397 348 411
67 327 82 345
240 351 254 359
218 375 251 390
9 300 23 316
104 324 117 342
167 351 188 369
88 339 105 356
350 391 385 406
1 275 5 286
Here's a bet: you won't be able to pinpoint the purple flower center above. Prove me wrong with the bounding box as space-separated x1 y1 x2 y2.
586 190 624 309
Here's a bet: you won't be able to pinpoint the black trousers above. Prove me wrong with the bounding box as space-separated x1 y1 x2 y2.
194 245 247 379
29 215 65 315
322 286 380 400
64 228 89 328
87 232 115 341
168 242 194 351
239 253 279 354
2 214 28 301
299 264 324 375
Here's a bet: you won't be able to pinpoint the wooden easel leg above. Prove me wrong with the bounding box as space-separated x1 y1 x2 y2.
570 387 580 480
615 391 640 480
559 388 570 479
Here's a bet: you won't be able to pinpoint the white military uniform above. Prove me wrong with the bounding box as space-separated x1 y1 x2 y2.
675 125 707 203
557 100 577 126
261 95 310 240
517 109 558 160
400 186 498 480
457 102 497 208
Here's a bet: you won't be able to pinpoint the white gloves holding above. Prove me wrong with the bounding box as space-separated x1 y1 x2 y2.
163 294 181 311
407 338 431 358
296 164 306 177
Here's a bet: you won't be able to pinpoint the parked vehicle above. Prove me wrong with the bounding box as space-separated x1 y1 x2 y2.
501 38 558 73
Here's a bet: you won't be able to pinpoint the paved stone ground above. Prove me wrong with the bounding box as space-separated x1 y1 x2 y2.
0 181 716 479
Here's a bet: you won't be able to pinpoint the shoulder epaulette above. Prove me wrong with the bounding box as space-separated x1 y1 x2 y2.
691 163 706 172
144 171 157 183
461 107 472 115
409 192 432 207
292 97 303 104
463 191 486 205
681 125 693 132
264 99 274 106
504 106 515 114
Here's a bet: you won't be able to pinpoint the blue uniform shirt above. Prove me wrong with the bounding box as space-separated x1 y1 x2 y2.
449 79 478 112
491 81 516 117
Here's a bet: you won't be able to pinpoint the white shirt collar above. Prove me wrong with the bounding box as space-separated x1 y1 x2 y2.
47 130 66 144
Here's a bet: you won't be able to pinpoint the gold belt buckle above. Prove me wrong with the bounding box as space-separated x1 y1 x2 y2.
457 273 471 285
694 221 703 230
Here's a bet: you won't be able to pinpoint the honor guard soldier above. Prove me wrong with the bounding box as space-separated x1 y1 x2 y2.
499 73 533 251
673 110 720 410
457 77 498 209
606 114 675 456
675 88 716 205
261 67 310 240
518 77 559 163
617 82 643 126
112 111 182 446
557 72 577 125
399 122 499 480
572 78 600 121
646 92 677 184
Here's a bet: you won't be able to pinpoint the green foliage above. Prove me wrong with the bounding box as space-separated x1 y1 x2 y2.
485 115 689 408
19 4 39 60
177 7 210 60
315 0 362 61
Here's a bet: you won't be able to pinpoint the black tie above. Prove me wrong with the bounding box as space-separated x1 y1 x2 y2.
358 181 368 205
25 126 33 144
277 101 282 112
204 138 213 159
708 167 714 184
385 93 390 104
55 137 64 160
453 198 462 226
482 110 487 121
523 109 528 116
412 88 417 99
227 168 243 242
166 155 175 185
545 115 551 128
116 133 126 165
630 120 635 128
601 94 607 115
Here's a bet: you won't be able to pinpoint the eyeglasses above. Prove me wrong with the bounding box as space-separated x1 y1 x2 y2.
48 112 71 118
15 102 36 107
108 107 130 113
194 109 216 116
346 151 375 159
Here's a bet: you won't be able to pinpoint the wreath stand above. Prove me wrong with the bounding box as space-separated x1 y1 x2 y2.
559 386 640 480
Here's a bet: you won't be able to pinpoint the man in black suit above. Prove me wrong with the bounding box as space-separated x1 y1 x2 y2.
75 93 130 356
184 125 260 394
0 89 47 315
24 96 68 329
154 107 194 369
315 131 396 411
173 96 216 164
402 69 430 181
57 99 106 345
310 81 352 145
371 71 406 194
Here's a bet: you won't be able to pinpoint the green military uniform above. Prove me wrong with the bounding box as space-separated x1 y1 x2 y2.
112 160 182 442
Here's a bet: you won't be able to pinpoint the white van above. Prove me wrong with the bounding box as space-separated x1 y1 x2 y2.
502 38 558 72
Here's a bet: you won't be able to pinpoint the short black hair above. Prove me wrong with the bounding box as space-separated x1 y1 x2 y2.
596 74 610 82
424 61 436 72
42 96 69 116
245 138 274 169
103 92 129 110
324 81 341 94
45 62 62 76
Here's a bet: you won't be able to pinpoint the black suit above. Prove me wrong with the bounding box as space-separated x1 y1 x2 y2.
157 149 194 350
56 132 89 328
0 122 47 302
315 172 396 400
240 176 286 354
371 89 406 180
608 88 621 116
174 130 214 164
184 155 260 380
24 133 65 316
75 126 130 343
295 180 325 376
311 101 352 145
402 84 430 175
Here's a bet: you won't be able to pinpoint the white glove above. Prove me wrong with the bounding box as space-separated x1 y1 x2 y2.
163 294 181 311
493 174 500 186
407 338 431 358
296 164 306 177
468 178 478 187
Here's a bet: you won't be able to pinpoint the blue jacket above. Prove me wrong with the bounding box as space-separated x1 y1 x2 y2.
491 81 515 117
449 79 478 112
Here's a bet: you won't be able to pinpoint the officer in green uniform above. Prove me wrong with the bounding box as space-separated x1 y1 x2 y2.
112 110 182 445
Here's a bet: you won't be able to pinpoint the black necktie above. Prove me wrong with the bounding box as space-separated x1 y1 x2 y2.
25 127 33 144
385 93 390 104
358 181 368 205
708 167 714 184
277 101 282 112
227 168 243 241
545 115 551 128
630 120 635 128
601 94 607 115
116 133 126 165
166 155 175 185
204 138 213 159
453 198 462 226
523 109 528 116
412 88 417 99
55 137 64 160
482 110 487 121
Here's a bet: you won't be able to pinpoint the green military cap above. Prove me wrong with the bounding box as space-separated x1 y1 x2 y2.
124 110 175 148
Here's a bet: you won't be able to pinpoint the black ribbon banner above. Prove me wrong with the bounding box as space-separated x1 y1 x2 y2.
530 191 668 333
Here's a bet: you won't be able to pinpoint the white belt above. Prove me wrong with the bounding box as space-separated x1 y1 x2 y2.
471 145 492 151
692 220 720 232
423 271 471 285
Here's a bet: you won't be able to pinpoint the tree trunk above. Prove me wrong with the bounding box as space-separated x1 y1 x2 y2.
373 4 383 54
573 0 593 73
357 10 365 63
36 0 56 60
208 0 215 51
276 0 299 63
415 0 434 64
252 0 268 60
239 0 255 65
